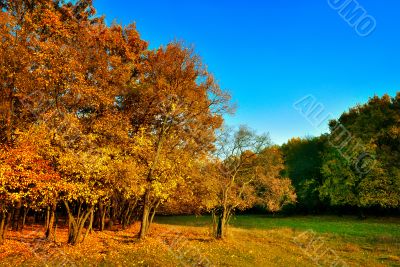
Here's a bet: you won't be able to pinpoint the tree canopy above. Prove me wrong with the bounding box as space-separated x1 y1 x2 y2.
0 0 296 244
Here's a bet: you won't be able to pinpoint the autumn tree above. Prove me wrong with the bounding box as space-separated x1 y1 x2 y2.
255 147 297 212
0 0 37 145
208 126 296 239
158 158 217 215
0 0 101 145
0 141 60 244
0 0 148 244
123 43 231 239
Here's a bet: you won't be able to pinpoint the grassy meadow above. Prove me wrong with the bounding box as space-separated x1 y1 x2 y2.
0 215 399 266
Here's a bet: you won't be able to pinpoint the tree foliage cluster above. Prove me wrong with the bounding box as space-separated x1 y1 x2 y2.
0 0 295 244
282 93 400 215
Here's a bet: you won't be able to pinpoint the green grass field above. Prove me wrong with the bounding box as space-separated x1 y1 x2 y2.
154 215 400 266
156 214 400 239
1 215 399 266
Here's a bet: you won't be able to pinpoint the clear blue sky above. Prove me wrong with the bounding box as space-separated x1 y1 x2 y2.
94 0 399 145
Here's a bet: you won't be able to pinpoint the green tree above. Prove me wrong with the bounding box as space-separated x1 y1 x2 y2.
281 136 326 213
320 93 400 213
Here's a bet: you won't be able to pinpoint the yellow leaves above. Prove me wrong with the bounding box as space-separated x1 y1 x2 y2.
0 2 232 240
0 143 61 210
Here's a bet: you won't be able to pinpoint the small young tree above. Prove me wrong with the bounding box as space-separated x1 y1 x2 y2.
208 126 296 239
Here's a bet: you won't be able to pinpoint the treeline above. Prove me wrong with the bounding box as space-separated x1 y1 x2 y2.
281 93 400 216
0 0 296 244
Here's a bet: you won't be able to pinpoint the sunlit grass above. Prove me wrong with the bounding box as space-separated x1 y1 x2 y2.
0 216 399 266
155 215 400 238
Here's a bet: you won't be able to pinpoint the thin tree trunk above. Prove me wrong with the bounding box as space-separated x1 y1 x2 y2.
0 211 6 244
149 200 160 227
88 209 94 234
75 207 92 244
358 207 366 220
122 205 131 230
94 203 101 230
45 202 57 240
45 207 50 231
21 206 29 230
64 201 92 245
125 210 134 228
12 201 23 231
139 124 166 239
64 201 77 244
100 205 106 231
83 208 94 242
3 211 11 241
212 210 217 236
128 199 138 226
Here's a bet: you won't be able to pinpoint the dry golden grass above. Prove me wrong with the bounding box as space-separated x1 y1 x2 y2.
0 221 399 266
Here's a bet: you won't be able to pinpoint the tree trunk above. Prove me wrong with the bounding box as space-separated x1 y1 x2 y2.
67 221 77 244
125 209 134 228
139 192 151 239
21 206 29 230
2 211 11 242
12 201 22 231
358 207 366 220
0 212 6 244
123 200 137 230
138 127 166 239
45 202 57 240
94 203 100 230
211 210 217 236
88 209 94 234
122 205 131 230
65 201 78 244
216 207 228 239
83 209 94 242
45 207 50 231
97 203 107 231
101 205 106 231
149 200 160 227
75 207 92 243
64 201 93 245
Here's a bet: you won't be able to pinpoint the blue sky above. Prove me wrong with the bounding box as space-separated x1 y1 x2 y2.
94 0 399 144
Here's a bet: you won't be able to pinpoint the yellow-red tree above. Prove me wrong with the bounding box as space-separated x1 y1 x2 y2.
0 142 60 243
207 126 296 239
124 43 231 238
1 0 148 244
